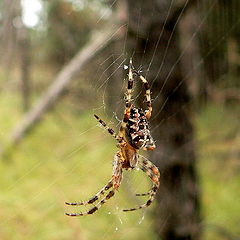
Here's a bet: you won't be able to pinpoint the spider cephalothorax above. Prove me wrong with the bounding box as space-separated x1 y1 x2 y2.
65 59 160 216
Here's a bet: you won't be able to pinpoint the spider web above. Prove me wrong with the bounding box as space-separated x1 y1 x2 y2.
1 0 240 239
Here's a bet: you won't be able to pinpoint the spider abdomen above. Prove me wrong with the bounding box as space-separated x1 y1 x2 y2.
125 107 155 150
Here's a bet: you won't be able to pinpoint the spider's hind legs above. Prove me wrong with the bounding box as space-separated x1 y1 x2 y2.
65 180 113 207
135 192 151 197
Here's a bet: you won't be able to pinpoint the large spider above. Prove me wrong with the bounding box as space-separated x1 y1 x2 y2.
65 59 160 216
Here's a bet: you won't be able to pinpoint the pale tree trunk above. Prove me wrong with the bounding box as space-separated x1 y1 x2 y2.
17 0 31 111
179 6 205 104
125 0 201 239
1 0 31 110
1 0 19 76
19 27 31 111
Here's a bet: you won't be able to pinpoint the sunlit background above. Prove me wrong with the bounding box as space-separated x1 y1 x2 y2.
21 0 42 27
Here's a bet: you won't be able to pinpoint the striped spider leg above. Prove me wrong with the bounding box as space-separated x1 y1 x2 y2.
133 69 152 119
123 156 160 212
65 116 125 216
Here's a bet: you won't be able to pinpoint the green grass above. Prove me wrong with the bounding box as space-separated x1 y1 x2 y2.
0 89 239 239
0 92 156 240
197 104 240 240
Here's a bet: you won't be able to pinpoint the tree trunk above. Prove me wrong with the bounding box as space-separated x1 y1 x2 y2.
125 0 201 239
179 6 205 104
17 1 31 111
0 0 19 77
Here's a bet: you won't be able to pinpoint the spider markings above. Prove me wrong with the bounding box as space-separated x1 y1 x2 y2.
65 59 160 216
126 108 155 151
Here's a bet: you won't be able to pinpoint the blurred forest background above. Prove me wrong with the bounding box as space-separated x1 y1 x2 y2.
0 0 240 240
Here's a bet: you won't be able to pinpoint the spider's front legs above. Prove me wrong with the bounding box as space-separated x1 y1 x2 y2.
134 70 152 119
125 58 134 108
94 114 123 144
119 59 134 139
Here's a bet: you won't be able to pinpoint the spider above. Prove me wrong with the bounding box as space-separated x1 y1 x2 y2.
65 59 160 216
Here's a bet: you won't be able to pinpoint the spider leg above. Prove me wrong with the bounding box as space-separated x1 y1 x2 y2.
135 157 159 196
65 179 113 206
125 58 134 108
135 168 158 197
94 114 123 144
65 189 116 216
123 158 160 212
135 191 151 197
65 153 124 216
112 152 124 190
118 58 134 139
133 70 152 119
